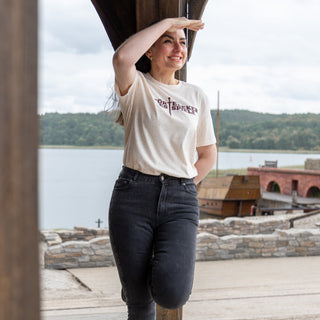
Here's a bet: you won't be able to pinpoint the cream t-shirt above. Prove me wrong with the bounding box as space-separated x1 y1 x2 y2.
115 71 216 178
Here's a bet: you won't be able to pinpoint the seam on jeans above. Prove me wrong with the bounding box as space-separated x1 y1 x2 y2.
109 228 129 303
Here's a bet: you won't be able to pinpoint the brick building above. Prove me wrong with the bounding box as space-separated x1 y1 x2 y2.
247 167 320 198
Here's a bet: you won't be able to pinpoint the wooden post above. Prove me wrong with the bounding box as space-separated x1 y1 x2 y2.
215 90 220 178
0 1 40 320
156 305 183 320
155 0 186 319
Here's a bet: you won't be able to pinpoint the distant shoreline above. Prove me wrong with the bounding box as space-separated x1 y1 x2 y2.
39 145 123 150
39 145 320 154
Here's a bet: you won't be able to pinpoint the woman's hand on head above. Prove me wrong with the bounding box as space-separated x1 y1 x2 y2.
167 17 204 32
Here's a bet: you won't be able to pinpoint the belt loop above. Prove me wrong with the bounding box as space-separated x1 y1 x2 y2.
133 171 139 181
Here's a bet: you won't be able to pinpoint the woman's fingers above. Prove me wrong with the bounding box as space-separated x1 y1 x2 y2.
167 18 204 32
187 19 205 31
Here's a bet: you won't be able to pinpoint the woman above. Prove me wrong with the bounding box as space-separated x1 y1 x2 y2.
109 17 217 320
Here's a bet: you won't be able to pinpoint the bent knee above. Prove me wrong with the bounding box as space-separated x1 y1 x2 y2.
152 285 191 310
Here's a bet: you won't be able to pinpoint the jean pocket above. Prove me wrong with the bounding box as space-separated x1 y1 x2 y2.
114 178 132 190
183 182 198 195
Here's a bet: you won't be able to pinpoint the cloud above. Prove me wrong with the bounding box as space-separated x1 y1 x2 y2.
39 0 115 113
39 0 112 54
39 0 320 114
39 49 115 113
188 0 320 114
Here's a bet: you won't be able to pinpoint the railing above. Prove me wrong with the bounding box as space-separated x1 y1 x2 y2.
288 209 320 228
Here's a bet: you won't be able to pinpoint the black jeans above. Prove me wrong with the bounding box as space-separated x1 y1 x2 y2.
109 166 199 320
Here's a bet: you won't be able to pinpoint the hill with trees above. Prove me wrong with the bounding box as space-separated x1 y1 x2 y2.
39 112 124 147
211 110 320 151
39 110 320 151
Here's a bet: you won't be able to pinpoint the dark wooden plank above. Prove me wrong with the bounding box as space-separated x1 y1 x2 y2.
188 0 208 58
91 0 137 50
136 0 158 31
156 304 183 320
0 1 40 319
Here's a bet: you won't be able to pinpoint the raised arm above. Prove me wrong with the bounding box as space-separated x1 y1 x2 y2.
112 17 204 95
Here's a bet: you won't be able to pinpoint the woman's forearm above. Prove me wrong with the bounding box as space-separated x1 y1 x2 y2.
194 144 217 185
113 19 172 69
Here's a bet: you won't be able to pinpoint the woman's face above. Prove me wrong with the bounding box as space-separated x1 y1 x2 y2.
148 29 187 72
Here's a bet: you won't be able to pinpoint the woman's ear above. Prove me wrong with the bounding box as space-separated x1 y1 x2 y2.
145 49 152 60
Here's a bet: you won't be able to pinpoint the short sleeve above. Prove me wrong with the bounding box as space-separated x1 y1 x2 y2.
114 71 142 120
196 91 216 147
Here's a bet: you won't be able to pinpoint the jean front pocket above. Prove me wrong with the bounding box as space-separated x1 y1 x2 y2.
114 178 132 190
183 182 198 196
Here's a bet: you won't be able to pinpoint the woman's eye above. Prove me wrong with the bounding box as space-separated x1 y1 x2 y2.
164 40 172 43
180 41 186 46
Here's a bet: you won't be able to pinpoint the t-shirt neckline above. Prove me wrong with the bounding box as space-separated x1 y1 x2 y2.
145 72 182 88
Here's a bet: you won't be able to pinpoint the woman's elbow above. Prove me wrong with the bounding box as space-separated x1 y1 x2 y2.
112 50 124 70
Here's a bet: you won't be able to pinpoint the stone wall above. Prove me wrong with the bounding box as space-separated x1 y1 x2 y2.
41 227 114 269
198 217 290 236
42 219 320 269
44 236 114 269
196 229 320 261
40 226 109 245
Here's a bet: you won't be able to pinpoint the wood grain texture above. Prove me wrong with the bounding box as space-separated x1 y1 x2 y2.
0 1 40 319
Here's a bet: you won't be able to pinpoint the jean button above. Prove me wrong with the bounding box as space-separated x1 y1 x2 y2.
160 175 164 181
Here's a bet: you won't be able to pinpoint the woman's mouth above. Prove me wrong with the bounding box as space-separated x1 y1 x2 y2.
168 56 182 61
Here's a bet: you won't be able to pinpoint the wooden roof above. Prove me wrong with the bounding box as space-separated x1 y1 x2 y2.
91 0 208 59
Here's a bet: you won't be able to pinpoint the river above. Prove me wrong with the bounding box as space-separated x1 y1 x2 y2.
39 148 320 229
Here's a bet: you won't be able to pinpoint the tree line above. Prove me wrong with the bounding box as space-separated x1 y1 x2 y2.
211 110 320 151
39 110 320 151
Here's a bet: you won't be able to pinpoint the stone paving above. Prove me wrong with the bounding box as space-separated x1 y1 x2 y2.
41 256 320 320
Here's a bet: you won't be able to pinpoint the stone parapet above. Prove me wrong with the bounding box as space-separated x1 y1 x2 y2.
198 217 290 236
44 236 115 269
40 227 109 246
42 219 320 269
196 229 320 261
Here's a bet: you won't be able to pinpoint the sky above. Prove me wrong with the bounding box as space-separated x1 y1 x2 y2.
39 0 320 115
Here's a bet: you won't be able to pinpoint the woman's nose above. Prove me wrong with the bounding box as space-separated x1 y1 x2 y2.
173 42 182 51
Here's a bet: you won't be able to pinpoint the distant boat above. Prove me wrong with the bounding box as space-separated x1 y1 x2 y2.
197 175 261 218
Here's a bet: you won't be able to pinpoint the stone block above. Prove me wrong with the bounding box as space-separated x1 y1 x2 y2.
91 255 107 262
248 241 263 248
79 255 90 262
90 237 109 245
93 249 108 256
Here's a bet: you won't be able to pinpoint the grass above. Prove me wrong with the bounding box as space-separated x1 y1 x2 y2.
207 164 306 178
218 147 320 154
207 168 249 178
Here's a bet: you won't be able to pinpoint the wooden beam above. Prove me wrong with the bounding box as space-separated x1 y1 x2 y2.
156 0 185 313
0 1 40 319
91 0 137 50
187 0 208 59
157 304 183 320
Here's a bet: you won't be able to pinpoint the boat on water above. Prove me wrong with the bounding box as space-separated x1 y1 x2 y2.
197 175 261 218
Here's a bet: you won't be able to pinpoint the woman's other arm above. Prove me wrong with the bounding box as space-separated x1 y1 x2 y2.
194 144 217 185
